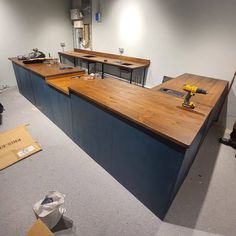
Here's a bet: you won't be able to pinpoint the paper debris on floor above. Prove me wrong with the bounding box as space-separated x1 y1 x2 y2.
26 219 54 236
0 124 41 170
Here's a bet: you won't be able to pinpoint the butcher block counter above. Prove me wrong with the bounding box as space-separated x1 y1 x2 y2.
59 50 150 70
152 73 228 107
10 57 228 219
46 74 227 147
9 57 84 78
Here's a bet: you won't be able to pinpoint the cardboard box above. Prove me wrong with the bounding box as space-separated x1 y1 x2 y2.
0 125 41 170
26 219 54 236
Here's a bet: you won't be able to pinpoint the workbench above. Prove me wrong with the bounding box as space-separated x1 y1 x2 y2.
9 57 228 219
58 49 150 86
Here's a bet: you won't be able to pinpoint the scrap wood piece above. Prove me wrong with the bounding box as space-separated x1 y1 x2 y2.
26 219 54 236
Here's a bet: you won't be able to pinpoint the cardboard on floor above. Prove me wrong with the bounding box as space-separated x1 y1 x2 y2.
0 124 41 170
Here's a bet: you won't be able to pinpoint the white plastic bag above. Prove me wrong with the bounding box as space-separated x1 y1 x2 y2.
33 191 66 229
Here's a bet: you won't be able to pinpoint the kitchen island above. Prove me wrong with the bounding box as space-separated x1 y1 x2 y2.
9 58 228 219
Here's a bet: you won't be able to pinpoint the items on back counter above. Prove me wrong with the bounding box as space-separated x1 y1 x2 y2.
59 66 73 70
18 48 46 60
17 48 59 64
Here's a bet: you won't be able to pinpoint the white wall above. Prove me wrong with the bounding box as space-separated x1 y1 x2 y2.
92 0 236 128
0 0 73 86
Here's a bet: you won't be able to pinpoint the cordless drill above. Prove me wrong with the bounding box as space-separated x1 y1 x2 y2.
182 85 208 109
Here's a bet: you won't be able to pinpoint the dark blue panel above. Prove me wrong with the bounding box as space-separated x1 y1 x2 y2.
12 63 23 94
71 92 184 219
71 93 113 171
30 73 53 120
173 119 207 200
17 65 35 104
111 117 183 219
206 86 228 130
49 86 73 138
17 66 28 97
172 89 227 202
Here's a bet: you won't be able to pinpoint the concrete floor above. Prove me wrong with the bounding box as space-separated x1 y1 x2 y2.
0 87 235 236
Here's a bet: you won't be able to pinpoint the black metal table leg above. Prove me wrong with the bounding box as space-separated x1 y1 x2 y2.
87 61 90 74
73 58 76 67
129 70 133 84
142 67 147 87
102 63 104 79
59 54 62 63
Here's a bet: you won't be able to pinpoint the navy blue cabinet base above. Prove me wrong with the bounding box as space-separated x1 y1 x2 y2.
70 92 185 218
70 91 223 219
11 60 80 139
10 58 228 220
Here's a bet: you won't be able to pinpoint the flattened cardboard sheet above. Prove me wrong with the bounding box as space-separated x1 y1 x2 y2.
0 125 41 170
26 219 54 236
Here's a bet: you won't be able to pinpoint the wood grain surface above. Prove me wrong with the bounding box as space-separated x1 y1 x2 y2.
74 48 150 64
47 73 87 94
9 57 227 148
59 50 150 69
9 57 84 78
152 73 228 107
68 75 227 147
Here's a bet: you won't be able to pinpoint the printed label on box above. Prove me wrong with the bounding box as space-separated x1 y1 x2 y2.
17 145 35 158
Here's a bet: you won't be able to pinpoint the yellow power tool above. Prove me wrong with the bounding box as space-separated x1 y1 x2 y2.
182 84 208 109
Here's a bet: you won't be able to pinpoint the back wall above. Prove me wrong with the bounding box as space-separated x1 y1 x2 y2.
0 0 73 86
92 0 236 128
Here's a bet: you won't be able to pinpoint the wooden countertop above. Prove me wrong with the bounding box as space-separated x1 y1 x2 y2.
68 74 228 147
46 73 86 95
59 50 150 70
11 56 227 148
151 73 228 108
9 57 84 78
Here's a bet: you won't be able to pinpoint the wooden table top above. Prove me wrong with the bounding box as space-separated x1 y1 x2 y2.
68 74 228 148
9 57 84 78
59 51 150 70
46 73 86 95
151 73 228 108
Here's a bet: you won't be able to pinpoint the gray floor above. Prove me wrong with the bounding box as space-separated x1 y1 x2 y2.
0 87 235 236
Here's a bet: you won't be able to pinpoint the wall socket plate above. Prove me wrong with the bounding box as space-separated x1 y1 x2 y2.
119 48 124 55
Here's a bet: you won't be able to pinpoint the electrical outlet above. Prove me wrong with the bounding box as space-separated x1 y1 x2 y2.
60 43 66 52
119 48 124 55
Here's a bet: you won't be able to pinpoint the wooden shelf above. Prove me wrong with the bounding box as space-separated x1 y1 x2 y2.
59 49 150 70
